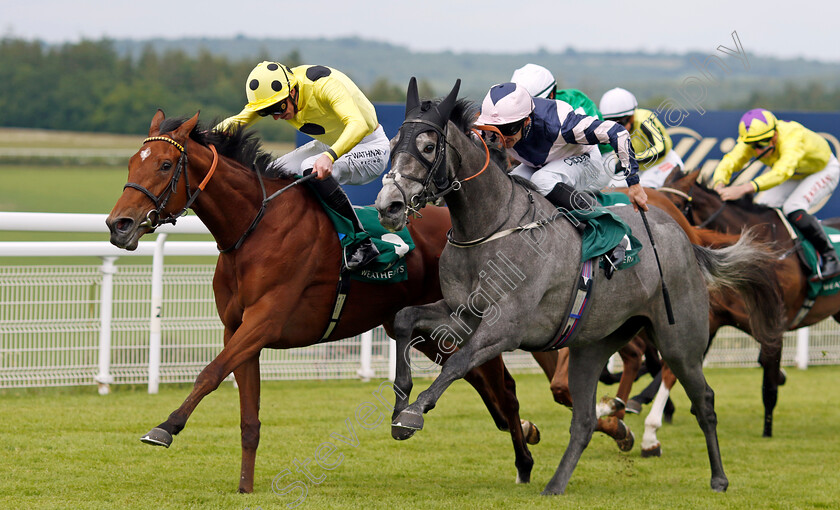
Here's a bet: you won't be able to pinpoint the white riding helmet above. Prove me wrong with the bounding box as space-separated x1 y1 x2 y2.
476 82 535 126
510 63 557 99
599 87 638 119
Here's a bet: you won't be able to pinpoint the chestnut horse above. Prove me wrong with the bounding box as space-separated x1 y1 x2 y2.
106 110 542 492
534 187 754 457
645 168 840 446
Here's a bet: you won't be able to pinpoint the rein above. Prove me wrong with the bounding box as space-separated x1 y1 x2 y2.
392 120 548 247
658 185 724 228
385 124 492 218
126 134 313 253
218 171 316 253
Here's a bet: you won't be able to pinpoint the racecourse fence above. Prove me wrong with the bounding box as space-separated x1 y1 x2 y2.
2 212 840 392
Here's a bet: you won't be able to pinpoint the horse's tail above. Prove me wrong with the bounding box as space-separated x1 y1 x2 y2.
693 227 741 249
692 228 785 341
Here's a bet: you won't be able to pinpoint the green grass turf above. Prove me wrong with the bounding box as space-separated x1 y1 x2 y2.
1 367 838 509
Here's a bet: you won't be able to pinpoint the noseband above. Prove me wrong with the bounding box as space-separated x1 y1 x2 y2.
124 136 218 229
385 119 496 223
385 117 462 216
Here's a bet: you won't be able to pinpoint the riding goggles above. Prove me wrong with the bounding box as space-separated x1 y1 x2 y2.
748 138 772 149
497 119 526 137
257 99 288 117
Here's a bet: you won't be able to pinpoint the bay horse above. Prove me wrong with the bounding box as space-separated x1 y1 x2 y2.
105 110 543 492
641 169 840 447
375 79 785 494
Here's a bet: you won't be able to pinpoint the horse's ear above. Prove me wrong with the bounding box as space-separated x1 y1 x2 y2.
437 79 461 121
405 77 420 118
149 109 165 136
664 165 683 185
173 111 200 142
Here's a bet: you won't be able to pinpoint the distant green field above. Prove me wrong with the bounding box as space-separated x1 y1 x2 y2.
0 128 294 265
1 368 838 509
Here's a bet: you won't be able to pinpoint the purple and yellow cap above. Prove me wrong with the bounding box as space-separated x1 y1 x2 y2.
738 108 777 143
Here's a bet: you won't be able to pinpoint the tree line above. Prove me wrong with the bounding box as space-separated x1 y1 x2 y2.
0 38 434 142
1 37 837 142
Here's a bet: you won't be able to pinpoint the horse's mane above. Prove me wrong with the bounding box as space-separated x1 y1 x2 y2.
158 117 290 178
447 98 537 190
693 178 775 215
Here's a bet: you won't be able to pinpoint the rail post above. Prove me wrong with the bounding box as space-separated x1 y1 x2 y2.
95 256 118 395
148 233 167 394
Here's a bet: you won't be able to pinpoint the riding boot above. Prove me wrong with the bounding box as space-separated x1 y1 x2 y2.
603 235 630 280
306 171 380 270
544 182 598 234
788 209 840 281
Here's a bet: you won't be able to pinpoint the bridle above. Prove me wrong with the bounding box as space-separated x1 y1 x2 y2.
124 136 218 229
385 114 494 219
125 133 315 253
385 116 458 215
658 185 725 229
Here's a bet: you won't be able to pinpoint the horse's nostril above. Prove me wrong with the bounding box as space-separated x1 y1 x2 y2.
115 218 134 233
387 203 404 216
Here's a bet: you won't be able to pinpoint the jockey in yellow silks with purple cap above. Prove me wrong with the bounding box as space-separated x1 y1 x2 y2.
713 108 840 280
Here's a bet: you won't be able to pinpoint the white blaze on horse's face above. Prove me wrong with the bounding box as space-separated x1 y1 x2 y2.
140 147 151 161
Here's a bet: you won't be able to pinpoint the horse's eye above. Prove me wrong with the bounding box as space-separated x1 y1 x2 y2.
160 161 172 172
423 143 435 154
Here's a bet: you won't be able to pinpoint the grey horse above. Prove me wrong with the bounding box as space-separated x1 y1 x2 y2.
375 79 784 495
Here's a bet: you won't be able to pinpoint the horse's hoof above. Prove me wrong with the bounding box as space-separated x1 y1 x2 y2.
711 476 729 492
597 395 624 417
641 444 661 457
394 410 424 430
140 427 172 448
392 411 423 440
540 487 563 496
391 425 417 440
521 419 541 445
615 421 635 452
515 472 531 484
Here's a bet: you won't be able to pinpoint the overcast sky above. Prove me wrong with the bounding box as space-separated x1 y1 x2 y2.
4 0 839 62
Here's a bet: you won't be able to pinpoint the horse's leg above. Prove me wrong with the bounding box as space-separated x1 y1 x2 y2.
233 355 261 493
612 337 645 417
408 334 536 483
758 340 783 438
592 336 645 453
550 346 634 451
141 318 271 448
641 364 676 457
392 319 519 438
531 351 558 382
542 339 625 495
659 351 728 492
549 348 572 406
388 300 459 437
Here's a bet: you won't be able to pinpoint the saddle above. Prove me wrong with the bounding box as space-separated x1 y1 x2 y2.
315 201 416 284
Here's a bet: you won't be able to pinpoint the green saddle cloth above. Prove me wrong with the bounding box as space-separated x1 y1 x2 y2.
569 191 643 271
794 225 840 298
313 194 415 284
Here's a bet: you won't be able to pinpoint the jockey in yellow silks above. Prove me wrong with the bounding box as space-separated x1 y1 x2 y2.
217 62 390 269
713 108 840 281
599 87 685 188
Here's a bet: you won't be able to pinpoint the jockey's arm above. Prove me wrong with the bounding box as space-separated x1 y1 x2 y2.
312 79 373 179
214 107 260 133
712 141 753 189
558 111 641 184
751 130 806 192
558 111 647 210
